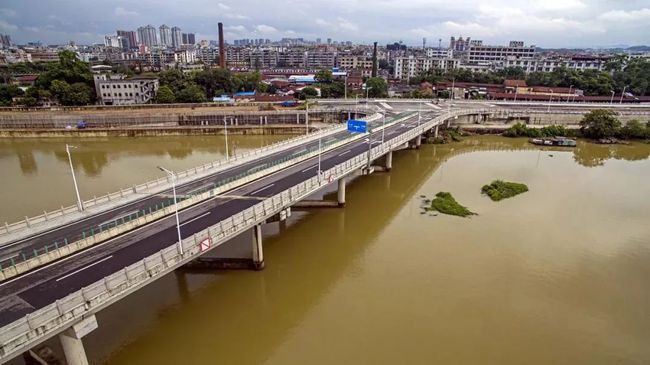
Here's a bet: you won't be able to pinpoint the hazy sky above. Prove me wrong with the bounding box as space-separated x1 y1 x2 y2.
1 0 649 47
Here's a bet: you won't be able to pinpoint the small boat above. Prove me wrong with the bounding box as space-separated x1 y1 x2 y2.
529 137 576 147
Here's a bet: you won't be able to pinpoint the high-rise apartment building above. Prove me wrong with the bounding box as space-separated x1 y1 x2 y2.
116 30 137 50
171 27 182 49
137 25 158 47
0 34 13 48
104 35 121 48
159 25 171 47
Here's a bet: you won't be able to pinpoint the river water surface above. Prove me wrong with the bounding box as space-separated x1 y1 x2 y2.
2 136 650 365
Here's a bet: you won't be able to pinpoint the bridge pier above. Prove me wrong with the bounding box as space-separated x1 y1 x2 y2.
58 315 97 365
251 224 264 270
337 177 346 207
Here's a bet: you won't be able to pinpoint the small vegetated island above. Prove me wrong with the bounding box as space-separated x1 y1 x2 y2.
481 180 529 201
425 192 477 217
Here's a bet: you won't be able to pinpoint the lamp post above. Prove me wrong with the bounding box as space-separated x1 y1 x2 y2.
223 120 229 160
317 134 322 182
547 90 554 113
610 90 615 105
157 166 183 255
382 112 386 142
567 85 573 102
306 100 310 134
365 86 372 103
619 86 627 104
65 144 84 212
344 74 348 99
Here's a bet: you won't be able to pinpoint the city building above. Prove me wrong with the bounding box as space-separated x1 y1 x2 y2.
93 73 159 105
0 34 12 48
305 50 336 68
104 35 122 48
182 33 196 45
337 55 374 77
394 55 458 79
137 25 158 47
116 30 137 51
466 41 536 67
171 27 182 49
159 25 171 47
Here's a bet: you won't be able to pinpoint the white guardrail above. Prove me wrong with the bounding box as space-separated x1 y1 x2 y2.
0 109 473 361
0 112 417 281
0 109 379 239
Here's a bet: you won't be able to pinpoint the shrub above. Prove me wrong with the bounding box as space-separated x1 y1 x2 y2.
481 180 529 201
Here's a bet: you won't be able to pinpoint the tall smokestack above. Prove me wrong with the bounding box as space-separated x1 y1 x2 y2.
371 41 378 78
218 22 226 68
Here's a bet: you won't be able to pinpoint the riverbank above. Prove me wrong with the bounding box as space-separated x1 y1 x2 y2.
0 125 320 138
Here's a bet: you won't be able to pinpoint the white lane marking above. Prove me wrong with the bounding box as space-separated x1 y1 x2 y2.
379 102 393 110
250 183 275 195
425 103 442 110
99 210 138 226
301 165 316 173
56 255 113 282
180 212 211 227
338 150 351 157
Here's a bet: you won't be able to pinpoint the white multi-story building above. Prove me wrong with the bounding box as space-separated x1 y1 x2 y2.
467 41 536 69
93 73 159 105
426 48 453 58
104 35 121 48
394 56 458 79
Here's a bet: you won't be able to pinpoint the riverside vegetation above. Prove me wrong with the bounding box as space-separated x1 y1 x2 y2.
424 192 476 217
481 180 529 201
503 110 650 141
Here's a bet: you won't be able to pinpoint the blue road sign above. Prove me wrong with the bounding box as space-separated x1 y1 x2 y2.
347 119 367 133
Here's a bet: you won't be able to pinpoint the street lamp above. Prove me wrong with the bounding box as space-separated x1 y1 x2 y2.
619 86 627 104
344 74 348 99
382 112 386 143
157 166 183 255
65 144 84 212
317 134 322 182
547 90 554 113
365 86 373 103
223 119 229 160
567 85 573 102
306 100 310 134
610 90 615 105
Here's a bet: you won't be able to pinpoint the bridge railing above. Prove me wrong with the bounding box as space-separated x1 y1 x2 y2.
0 110 379 238
0 113 424 280
0 108 477 361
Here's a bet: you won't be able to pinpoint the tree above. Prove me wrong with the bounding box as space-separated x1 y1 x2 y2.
365 77 388 97
155 85 176 104
158 69 186 94
194 68 235 98
315 68 333 83
298 87 318 100
176 83 207 103
580 109 622 139
0 84 24 106
619 119 648 139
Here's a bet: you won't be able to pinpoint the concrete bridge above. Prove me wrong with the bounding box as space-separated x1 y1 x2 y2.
1 99 649 364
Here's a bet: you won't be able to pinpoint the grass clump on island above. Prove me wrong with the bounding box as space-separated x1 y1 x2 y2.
428 192 477 217
481 180 529 201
